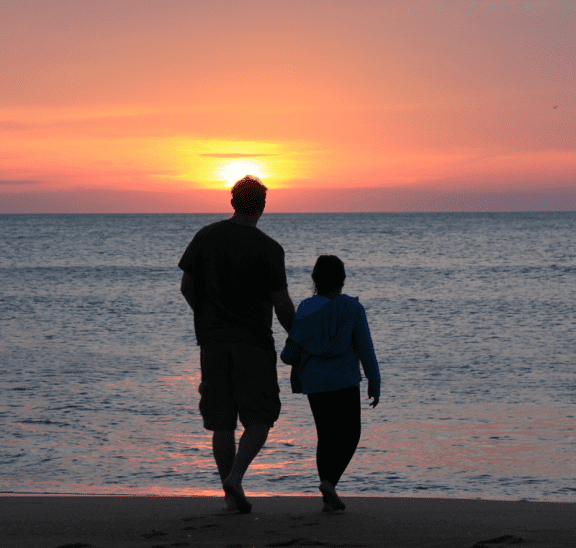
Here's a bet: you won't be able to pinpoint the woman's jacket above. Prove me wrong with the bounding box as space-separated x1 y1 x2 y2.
280 294 381 396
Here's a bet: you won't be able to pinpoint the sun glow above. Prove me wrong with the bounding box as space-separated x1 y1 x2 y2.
170 139 310 190
217 159 270 187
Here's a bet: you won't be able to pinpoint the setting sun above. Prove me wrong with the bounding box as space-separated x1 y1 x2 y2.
166 139 310 191
217 160 270 187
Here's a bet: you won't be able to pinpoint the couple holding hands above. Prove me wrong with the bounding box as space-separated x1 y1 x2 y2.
179 176 380 514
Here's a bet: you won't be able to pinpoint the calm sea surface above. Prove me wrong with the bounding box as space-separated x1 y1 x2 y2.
1 213 574 502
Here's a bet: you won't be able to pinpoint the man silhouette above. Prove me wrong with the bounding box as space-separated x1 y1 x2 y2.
179 175 296 513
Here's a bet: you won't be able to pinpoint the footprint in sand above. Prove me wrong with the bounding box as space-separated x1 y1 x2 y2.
267 540 368 547
146 543 191 548
182 523 218 531
142 529 168 539
472 535 525 547
54 544 94 548
182 515 206 522
266 539 325 547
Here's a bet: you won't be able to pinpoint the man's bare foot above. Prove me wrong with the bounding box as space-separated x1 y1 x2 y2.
319 480 345 511
223 478 252 514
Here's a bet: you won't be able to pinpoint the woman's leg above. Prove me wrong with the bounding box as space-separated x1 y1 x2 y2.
307 386 361 487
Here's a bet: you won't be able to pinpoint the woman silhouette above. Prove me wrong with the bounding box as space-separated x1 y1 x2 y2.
281 255 381 511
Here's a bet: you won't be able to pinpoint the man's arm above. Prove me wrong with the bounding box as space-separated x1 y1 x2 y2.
280 337 302 365
271 287 296 333
180 272 195 312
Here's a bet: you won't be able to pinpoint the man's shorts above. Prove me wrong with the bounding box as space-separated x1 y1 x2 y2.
198 341 281 431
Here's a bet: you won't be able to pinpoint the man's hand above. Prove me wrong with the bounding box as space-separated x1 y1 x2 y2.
368 382 379 408
271 288 296 333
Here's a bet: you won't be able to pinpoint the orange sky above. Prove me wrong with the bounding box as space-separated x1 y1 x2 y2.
1 0 574 212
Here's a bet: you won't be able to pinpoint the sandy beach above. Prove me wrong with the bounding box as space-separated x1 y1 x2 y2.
1 495 574 548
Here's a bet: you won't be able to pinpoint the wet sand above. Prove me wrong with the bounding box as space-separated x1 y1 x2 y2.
1 495 574 548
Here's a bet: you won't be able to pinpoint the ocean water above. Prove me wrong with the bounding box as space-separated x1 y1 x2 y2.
0 212 574 502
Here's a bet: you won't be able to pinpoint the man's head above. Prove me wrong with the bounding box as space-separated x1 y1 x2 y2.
230 175 268 217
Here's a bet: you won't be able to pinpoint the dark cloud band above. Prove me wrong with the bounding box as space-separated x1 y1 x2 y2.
0 180 42 185
198 153 279 158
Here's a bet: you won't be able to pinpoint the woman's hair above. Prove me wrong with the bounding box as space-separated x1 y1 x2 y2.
312 255 346 295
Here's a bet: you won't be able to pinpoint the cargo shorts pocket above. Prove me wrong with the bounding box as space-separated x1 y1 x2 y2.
236 382 281 428
235 381 279 407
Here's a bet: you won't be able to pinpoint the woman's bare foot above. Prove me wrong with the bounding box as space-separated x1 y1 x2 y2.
223 476 252 514
319 480 345 511
322 501 345 512
223 493 237 512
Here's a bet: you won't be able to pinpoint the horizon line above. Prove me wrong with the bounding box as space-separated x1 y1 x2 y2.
2 210 574 215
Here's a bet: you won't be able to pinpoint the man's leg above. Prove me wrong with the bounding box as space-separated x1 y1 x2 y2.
212 430 237 511
199 344 239 509
212 430 236 483
222 422 270 512
224 343 279 512
225 422 270 484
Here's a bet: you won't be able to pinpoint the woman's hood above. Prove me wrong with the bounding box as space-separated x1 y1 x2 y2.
288 295 360 358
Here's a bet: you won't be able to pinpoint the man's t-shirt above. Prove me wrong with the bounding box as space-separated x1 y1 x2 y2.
178 219 288 350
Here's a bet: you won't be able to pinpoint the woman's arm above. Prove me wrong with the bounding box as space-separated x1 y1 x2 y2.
351 305 381 398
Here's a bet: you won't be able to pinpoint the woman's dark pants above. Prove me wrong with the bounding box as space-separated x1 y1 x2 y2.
307 385 361 495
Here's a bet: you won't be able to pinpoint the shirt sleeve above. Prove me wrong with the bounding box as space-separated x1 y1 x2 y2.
351 304 381 397
268 244 288 292
178 232 201 274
